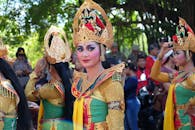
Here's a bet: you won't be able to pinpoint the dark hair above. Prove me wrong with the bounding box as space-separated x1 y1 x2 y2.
159 37 168 43
126 62 137 72
0 58 31 130
148 43 159 52
137 52 147 61
48 34 75 121
16 47 27 60
48 34 54 47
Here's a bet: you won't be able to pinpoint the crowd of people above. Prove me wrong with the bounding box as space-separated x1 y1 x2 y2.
0 0 195 130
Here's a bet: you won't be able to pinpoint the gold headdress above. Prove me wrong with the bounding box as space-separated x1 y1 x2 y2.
172 17 195 53
0 38 8 57
44 25 71 64
73 0 113 48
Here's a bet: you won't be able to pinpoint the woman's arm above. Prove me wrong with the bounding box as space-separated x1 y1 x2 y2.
100 79 124 130
150 42 174 83
25 72 39 101
150 60 170 82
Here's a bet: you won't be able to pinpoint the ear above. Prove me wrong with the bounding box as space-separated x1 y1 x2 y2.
188 51 193 59
100 44 106 61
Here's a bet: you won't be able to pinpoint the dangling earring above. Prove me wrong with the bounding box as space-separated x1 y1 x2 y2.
186 50 191 62
100 44 105 61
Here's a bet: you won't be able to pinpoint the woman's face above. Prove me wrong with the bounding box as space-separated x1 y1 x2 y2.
76 41 101 69
173 50 187 67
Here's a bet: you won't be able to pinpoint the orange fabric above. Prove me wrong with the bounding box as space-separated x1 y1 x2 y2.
164 84 175 130
37 101 44 130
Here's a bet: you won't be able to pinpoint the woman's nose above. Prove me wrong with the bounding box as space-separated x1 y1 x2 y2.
82 51 89 57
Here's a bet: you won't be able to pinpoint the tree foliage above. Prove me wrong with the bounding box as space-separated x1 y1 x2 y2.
0 0 194 66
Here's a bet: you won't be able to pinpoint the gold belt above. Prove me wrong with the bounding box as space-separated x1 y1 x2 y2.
0 111 16 118
42 118 64 123
94 121 108 130
176 104 188 110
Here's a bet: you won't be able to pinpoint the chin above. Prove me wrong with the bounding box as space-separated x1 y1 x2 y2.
82 63 93 69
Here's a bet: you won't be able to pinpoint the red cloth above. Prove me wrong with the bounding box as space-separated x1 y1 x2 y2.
146 55 160 86
136 68 150 95
145 56 155 73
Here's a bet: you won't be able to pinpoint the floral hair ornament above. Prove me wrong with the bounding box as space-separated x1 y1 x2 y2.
172 17 195 60
73 0 113 49
0 38 8 58
44 25 71 64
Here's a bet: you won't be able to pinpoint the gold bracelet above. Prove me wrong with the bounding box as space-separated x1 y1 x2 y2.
157 57 163 61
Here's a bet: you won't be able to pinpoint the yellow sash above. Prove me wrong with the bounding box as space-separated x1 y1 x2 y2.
73 98 84 130
164 84 175 130
37 101 44 130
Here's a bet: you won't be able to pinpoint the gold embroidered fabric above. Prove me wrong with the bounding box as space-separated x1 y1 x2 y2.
25 72 64 106
44 25 71 64
0 80 18 120
73 0 113 48
172 17 195 53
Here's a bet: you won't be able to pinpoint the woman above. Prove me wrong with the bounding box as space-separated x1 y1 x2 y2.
124 62 140 130
25 26 73 130
13 47 32 89
0 40 31 130
160 50 177 111
150 17 195 130
72 0 125 130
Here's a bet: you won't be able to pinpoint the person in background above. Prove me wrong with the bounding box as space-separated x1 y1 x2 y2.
72 0 125 129
106 42 126 65
25 26 73 130
146 43 160 89
153 50 176 112
13 47 32 89
0 40 31 130
136 52 150 94
159 37 169 48
151 17 195 130
124 61 140 130
128 44 140 65
146 43 159 73
161 50 177 91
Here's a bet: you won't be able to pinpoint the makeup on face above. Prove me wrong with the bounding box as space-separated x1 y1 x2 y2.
173 50 187 66
76 42 101 68
76 44 96 53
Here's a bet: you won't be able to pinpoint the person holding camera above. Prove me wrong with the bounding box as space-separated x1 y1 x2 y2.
151 17 195 130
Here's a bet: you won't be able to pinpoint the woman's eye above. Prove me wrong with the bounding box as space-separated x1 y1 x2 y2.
87 46 95 51
174 52 179 55
76 47 83 52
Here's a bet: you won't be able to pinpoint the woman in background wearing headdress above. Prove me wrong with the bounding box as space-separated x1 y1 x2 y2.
72 0 125 130
0 39 31 130
13 47 32 89
25 26 74 130
150 18 195 130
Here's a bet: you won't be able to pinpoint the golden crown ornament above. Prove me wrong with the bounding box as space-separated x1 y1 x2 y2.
44 25 71 64
172 17 195 53
73 0 113 48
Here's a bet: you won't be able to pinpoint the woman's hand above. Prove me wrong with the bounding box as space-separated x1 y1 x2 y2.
34 58 47 78
32 90 40 99
157 42 173 60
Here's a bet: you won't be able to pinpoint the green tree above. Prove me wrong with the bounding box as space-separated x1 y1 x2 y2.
0 0 195 64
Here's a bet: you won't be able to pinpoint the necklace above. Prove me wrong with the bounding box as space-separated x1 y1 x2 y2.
86 68 104 83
